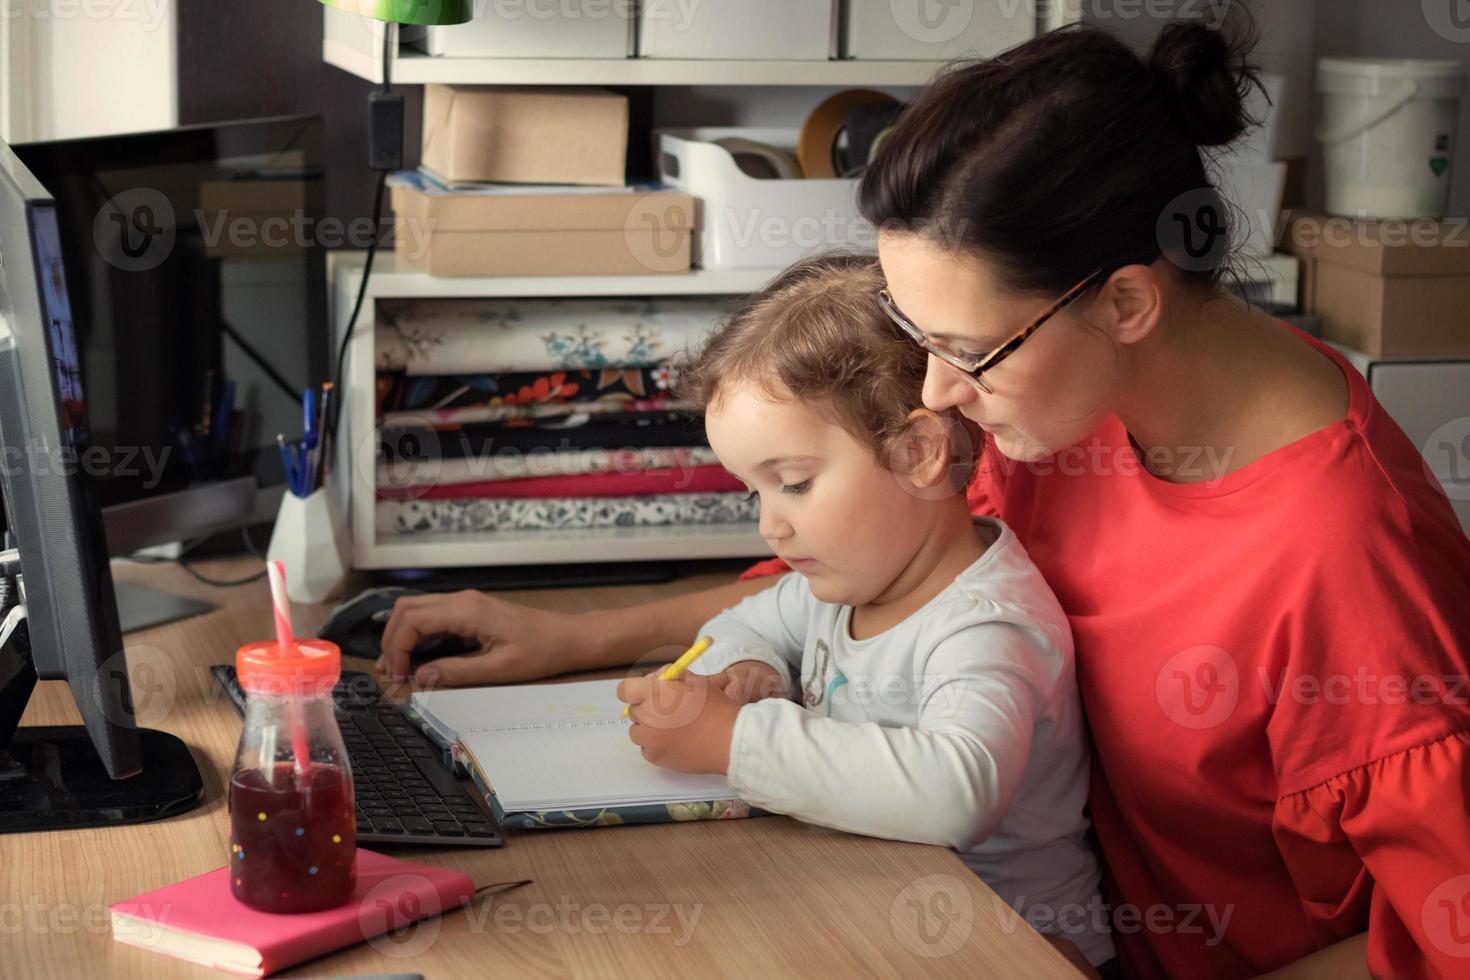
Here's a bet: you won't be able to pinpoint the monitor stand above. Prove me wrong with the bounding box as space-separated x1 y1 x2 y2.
0 726 204 833
114 582 216 634
0 607 205 834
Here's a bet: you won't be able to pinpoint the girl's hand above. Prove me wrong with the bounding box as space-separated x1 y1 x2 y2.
618 672 741 775
704 661 789 705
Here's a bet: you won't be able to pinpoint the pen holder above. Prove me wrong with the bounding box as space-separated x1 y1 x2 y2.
267 487 350 604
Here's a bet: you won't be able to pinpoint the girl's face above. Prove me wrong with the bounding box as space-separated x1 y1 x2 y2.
878 230 1121 462
704 381 933 607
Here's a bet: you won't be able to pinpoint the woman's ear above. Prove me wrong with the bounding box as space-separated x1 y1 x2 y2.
1093 263 1165 346
895 409 960 497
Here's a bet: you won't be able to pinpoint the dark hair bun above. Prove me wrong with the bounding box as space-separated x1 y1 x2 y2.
1147 19 1263 148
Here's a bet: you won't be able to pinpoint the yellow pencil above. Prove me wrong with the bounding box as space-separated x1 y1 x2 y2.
622 636 715 719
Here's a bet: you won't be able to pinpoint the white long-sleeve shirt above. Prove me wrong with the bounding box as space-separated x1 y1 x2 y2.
693 517 1113 965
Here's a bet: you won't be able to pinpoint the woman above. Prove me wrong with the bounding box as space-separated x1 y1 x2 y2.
379 19 1470 980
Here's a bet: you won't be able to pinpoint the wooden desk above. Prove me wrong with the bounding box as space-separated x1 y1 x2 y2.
3 557 1078 978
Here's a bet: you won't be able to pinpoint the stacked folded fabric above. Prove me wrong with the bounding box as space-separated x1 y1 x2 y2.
374 297 757 536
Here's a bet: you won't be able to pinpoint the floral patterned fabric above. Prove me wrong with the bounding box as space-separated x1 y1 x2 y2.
380 413 706 463
383 399 696 430
500 798 768 831
378 446 721 488
374 298 731 376
377 492 759 535
376 465 744 502
377 366 681 416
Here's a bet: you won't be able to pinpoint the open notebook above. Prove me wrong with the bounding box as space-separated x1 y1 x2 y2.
407 679 762 830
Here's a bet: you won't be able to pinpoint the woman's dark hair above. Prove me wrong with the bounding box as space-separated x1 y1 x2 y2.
859 15 1264 296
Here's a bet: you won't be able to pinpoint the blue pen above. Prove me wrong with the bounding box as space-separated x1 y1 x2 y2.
303 443 317 497
303 387 319 451
277 434 301 497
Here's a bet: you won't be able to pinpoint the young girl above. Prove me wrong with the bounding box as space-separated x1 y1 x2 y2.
616 254 1115 970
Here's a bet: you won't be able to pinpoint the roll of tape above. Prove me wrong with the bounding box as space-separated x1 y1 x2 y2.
867 125 898 166
798 89 901 180
713 137 804 180
842 103 906 177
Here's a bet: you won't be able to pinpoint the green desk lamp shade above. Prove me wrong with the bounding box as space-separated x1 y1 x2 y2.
317 0 471 26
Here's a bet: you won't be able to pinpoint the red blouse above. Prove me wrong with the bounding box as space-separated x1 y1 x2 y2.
742 329 1470 978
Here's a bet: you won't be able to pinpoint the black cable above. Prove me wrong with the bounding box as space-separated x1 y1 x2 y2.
327 21 396 450
118 527 267 587
176 558 267 588
238 522 266 560
220 318 304 406
327 170 387 449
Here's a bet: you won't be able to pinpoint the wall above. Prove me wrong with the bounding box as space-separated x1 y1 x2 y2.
1 0 176 143
176 0 409 228
1079 0 1316 160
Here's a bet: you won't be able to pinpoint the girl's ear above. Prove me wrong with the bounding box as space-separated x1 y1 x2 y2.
896 409 960 496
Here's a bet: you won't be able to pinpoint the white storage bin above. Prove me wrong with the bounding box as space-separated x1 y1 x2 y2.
410 6 634 59
655 127 871 269
639 1 836 61
842 0 1035 61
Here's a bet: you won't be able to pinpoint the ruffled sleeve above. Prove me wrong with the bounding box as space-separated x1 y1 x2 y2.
1273 729 1470 979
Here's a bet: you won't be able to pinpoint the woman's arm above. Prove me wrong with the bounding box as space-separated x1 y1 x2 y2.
377 574 779 685
579 574 784 670
1255 933 1368 980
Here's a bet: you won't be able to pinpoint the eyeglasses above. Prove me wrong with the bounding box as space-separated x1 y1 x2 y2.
878 269 1108 395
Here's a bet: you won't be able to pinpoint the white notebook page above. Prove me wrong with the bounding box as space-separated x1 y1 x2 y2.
410 679 736 811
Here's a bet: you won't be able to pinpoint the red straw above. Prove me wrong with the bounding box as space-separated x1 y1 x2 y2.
267 561 297 658
266 561 312 782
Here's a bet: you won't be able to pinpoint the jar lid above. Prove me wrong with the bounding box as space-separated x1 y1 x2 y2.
236 639 341 696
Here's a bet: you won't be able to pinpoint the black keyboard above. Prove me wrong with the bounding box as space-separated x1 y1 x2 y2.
211 665 503 847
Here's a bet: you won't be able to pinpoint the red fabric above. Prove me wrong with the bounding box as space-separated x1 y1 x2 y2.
741 327 1470 978
377 465 743 501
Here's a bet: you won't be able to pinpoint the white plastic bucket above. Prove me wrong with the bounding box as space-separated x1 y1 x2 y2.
1316 57 1465 219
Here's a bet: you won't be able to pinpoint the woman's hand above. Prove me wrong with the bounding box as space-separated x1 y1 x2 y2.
618 672 741 775
376 590 584 687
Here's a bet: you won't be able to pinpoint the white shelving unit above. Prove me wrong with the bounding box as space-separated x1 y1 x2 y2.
324 45 954 88
328 252 780 569
321 1 1080 571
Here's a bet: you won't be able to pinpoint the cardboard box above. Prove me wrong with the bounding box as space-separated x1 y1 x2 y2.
198 178 312 258
391 175 694 278
1284 210 1470 356
420 85 628 187
1330 342 1470 536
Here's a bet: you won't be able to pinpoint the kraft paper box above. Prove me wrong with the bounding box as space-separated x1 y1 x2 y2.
197 178 313 258
390 172 694 278
420 84 629 187
1284 209 1470 357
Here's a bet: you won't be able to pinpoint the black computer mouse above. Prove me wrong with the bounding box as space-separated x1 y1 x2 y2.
317 586 481 663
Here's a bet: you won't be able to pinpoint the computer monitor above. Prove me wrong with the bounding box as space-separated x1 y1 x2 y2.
12 116 327 630
0 141 203 833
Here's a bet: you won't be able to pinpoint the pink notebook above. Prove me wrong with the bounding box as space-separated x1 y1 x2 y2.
110 848 476 977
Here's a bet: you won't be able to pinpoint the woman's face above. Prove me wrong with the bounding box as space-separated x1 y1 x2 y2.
879 230 1123 462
